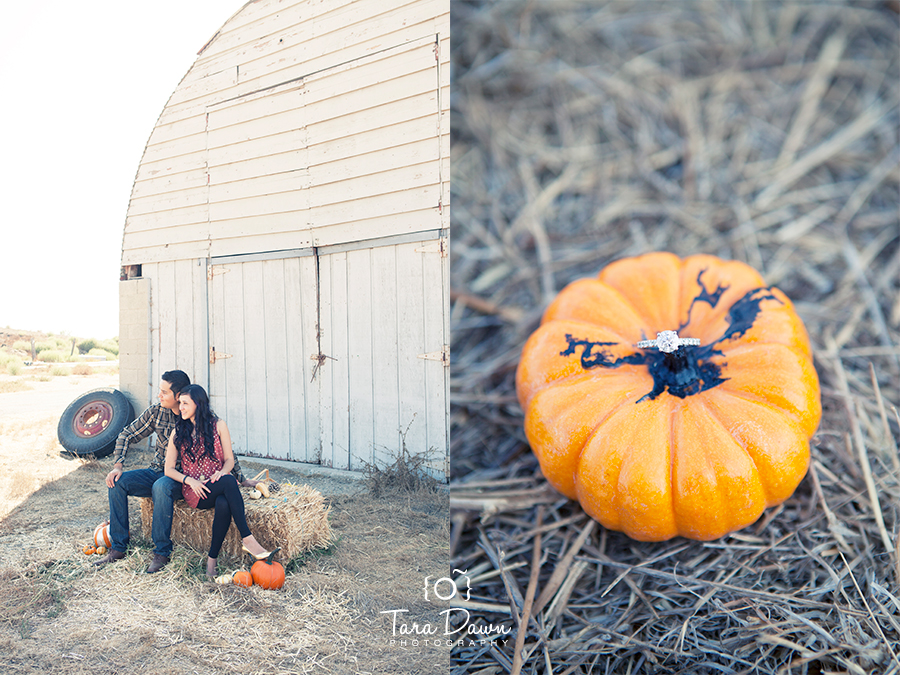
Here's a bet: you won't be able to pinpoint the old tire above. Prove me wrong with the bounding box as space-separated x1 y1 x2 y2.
57 388 135 458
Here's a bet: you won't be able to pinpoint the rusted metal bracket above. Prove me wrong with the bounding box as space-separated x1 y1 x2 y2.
417 345 450 366
415 238 447 257
209 347 233 364
207 265 231 281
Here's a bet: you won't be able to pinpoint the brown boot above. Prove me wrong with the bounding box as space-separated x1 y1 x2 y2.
146 554 170 574
93 549 126 567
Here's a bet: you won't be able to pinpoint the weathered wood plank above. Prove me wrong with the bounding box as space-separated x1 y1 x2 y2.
242 262 269 457
346 248 375 470
371 244 401 463
263 259 291 460
221 263 248 455
191 258 209 389
395 243 428 465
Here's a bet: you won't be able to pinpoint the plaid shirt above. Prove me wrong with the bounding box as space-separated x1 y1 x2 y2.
113 404 245 482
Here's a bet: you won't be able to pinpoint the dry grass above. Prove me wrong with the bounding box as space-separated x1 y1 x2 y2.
0 379 33 394
0 411 450 674
139 482 334 560
450 2 899 674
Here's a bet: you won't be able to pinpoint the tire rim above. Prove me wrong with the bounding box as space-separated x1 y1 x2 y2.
74 401 113 438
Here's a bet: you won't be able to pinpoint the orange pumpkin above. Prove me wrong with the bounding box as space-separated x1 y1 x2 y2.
516 252 821 541
83 546 96 555
232 570 253 587
250 560 285 590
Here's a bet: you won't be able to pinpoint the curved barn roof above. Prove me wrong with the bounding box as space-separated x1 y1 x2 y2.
122 0 449 265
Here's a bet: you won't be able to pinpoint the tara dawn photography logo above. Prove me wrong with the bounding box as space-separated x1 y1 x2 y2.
380 570 512 647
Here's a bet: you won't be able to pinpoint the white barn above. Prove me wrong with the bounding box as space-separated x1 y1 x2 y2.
118 0 449 478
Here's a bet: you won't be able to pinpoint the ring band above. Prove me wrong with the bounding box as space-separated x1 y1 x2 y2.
636 330 700 353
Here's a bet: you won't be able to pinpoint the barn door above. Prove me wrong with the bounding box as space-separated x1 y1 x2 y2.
316 233 449 477
207 252 320 462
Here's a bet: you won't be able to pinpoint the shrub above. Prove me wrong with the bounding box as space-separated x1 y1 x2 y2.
88 348 116 360
34 341 56 354
72 364 93 376
50 366 69 377
77 339 97 354
7 361 23 376
12 340 31 353
97 338 119 356
38 350 63 363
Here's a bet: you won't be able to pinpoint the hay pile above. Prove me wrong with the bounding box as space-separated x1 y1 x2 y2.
140 481 333 560
450 1 898 673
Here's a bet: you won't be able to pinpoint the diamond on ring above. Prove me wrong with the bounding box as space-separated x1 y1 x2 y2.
636 330 701 353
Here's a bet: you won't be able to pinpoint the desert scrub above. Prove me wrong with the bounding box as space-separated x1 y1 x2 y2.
49 366 69 377
0 379 33 393
5 360 24 376
71 364 93 376
37 350 63 363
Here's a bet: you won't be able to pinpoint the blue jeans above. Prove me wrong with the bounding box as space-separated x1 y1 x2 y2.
108 469 182 556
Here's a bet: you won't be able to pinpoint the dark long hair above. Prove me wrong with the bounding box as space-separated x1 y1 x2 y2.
174 384 218 463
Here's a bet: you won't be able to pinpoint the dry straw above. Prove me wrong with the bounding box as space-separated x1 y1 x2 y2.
140 481 333 560
450 1 899 673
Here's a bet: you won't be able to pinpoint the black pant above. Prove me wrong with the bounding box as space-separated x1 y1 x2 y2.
195 475 251 558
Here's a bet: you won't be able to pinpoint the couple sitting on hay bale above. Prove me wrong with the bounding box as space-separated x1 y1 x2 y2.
93 370 279 578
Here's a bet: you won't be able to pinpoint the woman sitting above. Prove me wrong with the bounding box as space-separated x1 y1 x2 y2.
165 384 278 579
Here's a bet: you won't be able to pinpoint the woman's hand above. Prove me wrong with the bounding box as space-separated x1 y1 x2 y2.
185 476 210 499
209 470 227 483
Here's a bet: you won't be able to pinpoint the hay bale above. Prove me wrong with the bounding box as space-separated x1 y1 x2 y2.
140 482 332 560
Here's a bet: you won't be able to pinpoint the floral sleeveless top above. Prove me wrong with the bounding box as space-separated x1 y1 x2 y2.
180 425 225 508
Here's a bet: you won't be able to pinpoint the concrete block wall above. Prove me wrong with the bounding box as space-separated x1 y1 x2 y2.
118 278 151 449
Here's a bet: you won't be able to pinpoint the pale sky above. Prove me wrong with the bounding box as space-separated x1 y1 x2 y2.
0 2 243 339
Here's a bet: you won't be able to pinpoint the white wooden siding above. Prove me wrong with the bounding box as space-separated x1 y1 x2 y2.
122 0 449 266
142 259 210 396
120 0 449 477
317 236 447 474
207 254 321 462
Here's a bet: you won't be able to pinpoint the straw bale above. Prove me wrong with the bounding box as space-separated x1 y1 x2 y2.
451 1 899 672
140 482 333 560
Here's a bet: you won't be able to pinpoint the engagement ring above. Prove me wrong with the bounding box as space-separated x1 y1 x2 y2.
636 330 701 353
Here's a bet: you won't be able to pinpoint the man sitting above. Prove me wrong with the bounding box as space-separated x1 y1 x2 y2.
93 370 252 573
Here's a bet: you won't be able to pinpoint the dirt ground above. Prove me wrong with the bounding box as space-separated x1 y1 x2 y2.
0 372 450 674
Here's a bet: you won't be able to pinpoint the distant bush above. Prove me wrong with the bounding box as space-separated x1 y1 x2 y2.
7 361 23 375
38 350 63 363
97 338 119 356
72 364 94 376
50 365 70 377
77 339 97 354
12 340 31 353
88 348 116 360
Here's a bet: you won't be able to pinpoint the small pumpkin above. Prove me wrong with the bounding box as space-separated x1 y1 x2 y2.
83 546 96 555
215 571 236 585
93 523 111 549
232 570 253 587
250 559 285 590
516 252 821 541
95 546 107 555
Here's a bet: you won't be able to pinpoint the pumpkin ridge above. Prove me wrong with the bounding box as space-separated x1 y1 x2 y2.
713 340 813 364
543 279 648 343
696 396 769 504
713 385 806 431
598 254 682 330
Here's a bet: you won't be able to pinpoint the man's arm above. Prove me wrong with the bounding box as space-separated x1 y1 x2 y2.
108 405 159 478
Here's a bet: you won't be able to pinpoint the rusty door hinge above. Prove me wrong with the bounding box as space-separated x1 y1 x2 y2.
207 265 231 281
417 345 450 366
209 347 233 364
415 238 447 257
